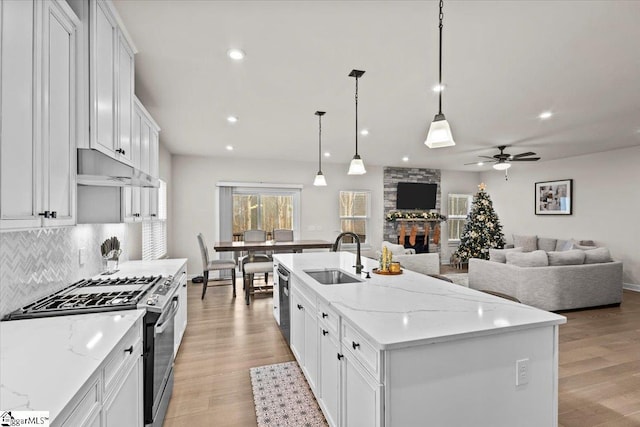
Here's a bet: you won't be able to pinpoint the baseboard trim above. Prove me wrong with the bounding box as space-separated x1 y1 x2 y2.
623 283 640 292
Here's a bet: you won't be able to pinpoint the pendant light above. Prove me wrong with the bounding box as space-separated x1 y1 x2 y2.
313 111 327 186
425 0 455 149
348 69 366 175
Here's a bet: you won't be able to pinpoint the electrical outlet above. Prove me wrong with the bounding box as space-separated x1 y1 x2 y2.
516 358 529 386
79 247 86 266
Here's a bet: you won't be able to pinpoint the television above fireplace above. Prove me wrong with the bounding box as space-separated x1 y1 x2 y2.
396 182 437 210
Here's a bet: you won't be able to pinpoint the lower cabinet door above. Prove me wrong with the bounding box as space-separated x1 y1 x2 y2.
319 327 340 427
103 354 143 427
303 303 318 390
290 291 305 363
342 353 382 427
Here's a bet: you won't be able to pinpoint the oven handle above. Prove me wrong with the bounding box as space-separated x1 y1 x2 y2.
277 267 290 282
155 296 179 335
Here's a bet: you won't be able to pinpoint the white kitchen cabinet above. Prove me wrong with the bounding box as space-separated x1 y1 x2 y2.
303 296 318 390
272 264 280 324
102 351 143 427
88 0 135 165
341 351 383 427
174 268 188 357
0 0 78 230
318 323 340 427
290 290 306 364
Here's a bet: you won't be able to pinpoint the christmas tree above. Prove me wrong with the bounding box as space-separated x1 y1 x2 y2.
453 183 505 262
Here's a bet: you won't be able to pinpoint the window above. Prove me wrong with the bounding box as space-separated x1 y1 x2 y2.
339 191 370 245
447 194 472 242
232 188 299 240
143 180 167 260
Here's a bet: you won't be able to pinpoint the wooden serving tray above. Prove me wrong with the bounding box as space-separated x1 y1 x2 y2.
372 268 403 275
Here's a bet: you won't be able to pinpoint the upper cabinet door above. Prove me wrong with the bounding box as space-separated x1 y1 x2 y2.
91 0 117 156
42 0 79 227
0 0 43 229
116 30 134 165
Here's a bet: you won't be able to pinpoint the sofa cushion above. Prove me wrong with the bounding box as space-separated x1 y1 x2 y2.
583 247 612 264
572 243 598 250
547 249 586 266
537 237 558 252
489 247 523 263
555 239 573 251
381 241 410 256
506 250 549 267
513 235 538 252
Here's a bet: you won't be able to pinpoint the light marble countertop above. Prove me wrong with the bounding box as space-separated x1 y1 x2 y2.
0 309 145 422
274 252 566 350
0 258 187 422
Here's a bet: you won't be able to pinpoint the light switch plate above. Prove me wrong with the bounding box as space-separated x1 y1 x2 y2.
516 358 529 386
79 247 86 266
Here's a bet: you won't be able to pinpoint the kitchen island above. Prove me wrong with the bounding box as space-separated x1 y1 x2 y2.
274 252 566 427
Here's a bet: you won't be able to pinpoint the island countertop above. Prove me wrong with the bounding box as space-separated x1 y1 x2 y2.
274 252 566 350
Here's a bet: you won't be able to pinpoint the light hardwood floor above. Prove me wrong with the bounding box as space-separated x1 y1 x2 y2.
165 281 640 427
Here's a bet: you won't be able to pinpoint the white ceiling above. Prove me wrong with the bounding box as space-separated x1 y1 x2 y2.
113 0 640 171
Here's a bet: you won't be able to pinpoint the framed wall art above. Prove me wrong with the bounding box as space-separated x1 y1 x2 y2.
535 179 573 215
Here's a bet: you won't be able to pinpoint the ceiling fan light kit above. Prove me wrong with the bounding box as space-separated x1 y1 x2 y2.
493 162 511 171
468 145 540 171
425 0 455 149
313 111 327 186
348 69 367 175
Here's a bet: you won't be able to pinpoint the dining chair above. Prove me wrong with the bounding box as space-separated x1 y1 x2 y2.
197 233 237 299
273 229 294 242
241 230 271 284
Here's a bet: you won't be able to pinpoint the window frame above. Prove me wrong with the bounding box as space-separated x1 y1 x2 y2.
338 190 371 249
447 193 472 243
142 179 168 260
231 187 301 238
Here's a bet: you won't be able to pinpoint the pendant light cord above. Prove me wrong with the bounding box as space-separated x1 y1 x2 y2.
318 114 322 172
438 0 444 115
355 76 359 155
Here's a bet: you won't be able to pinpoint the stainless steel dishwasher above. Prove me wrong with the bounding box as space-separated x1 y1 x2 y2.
277 264 291 345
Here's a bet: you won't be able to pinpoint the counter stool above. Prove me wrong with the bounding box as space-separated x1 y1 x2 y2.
244 261 273 305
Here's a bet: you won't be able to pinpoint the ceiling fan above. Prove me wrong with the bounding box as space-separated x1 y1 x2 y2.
466 145 540 170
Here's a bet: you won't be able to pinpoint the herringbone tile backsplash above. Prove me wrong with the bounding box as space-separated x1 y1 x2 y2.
0 224 129 317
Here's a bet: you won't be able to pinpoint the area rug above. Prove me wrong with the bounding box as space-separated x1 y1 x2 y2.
249 361 328 427
442 273 469 287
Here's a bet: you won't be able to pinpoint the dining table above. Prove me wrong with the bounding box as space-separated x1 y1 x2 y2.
213 239 334 259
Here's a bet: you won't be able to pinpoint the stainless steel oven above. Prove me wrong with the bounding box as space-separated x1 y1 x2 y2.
144 293 179 427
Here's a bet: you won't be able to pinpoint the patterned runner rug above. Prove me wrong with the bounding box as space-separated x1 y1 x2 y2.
249 361 328 427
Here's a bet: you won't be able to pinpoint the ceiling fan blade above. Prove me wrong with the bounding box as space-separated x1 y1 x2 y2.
511 152 537 159
464 162 482 165
478 156 496 160
511 157 540 161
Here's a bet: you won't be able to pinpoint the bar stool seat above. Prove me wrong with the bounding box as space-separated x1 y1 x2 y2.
244 261 273 305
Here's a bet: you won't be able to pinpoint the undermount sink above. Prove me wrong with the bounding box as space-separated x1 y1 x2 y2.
304 268 364 285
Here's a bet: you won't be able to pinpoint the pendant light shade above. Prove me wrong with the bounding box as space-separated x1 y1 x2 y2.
425 0 455 149
313 111 327 186
348 69 366 175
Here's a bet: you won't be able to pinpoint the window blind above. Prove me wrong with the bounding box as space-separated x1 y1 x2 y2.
142 180 167 260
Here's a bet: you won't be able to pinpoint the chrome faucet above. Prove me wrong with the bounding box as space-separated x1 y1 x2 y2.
333 232 363 274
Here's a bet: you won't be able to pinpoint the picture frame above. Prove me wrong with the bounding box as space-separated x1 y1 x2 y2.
535 179 573 215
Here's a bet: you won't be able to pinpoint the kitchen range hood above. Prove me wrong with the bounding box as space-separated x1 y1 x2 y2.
77 148 158 188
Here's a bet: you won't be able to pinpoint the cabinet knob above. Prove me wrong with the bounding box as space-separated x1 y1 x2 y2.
337 353 344 360
38 211 51 218
151 214 157 217
352 341 360 350
50 211 57 219
124 345 134 355
116 148 126 155
297 304 303 310
322 312 328 318
322 329 328 336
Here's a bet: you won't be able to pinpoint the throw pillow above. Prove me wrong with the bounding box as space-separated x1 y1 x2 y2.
489 247 523 263
547 249 586 266
513 235 538 252
572 243 598 250
506 250 549 267
381 241 409 256
579 240 596 246
555 239 573 251
537 237 558 252
583 247 612 264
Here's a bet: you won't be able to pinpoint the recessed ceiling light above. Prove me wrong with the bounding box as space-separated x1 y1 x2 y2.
227 49 245 60
402 156 409 162
225 145 233 151
432 84 445 92
360 129 369 136
539 111 553 120
227 116 238 123
477 162 484 166
324 152 331 157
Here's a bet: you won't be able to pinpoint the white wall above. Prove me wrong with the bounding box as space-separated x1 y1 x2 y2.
440 170 483 263
480 145 640 285
171 155 384 275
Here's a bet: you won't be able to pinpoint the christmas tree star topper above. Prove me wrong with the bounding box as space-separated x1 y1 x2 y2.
478 182 486 191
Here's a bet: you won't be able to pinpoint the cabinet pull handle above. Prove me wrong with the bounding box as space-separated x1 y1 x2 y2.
322 312 328 318
116 148 126 155
50 211 57 218
124 345 134 354
297 304 303 310
38 211 51 218
322 329 328 336
151 214 157 217
352 341 360 350
337 353 344 360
